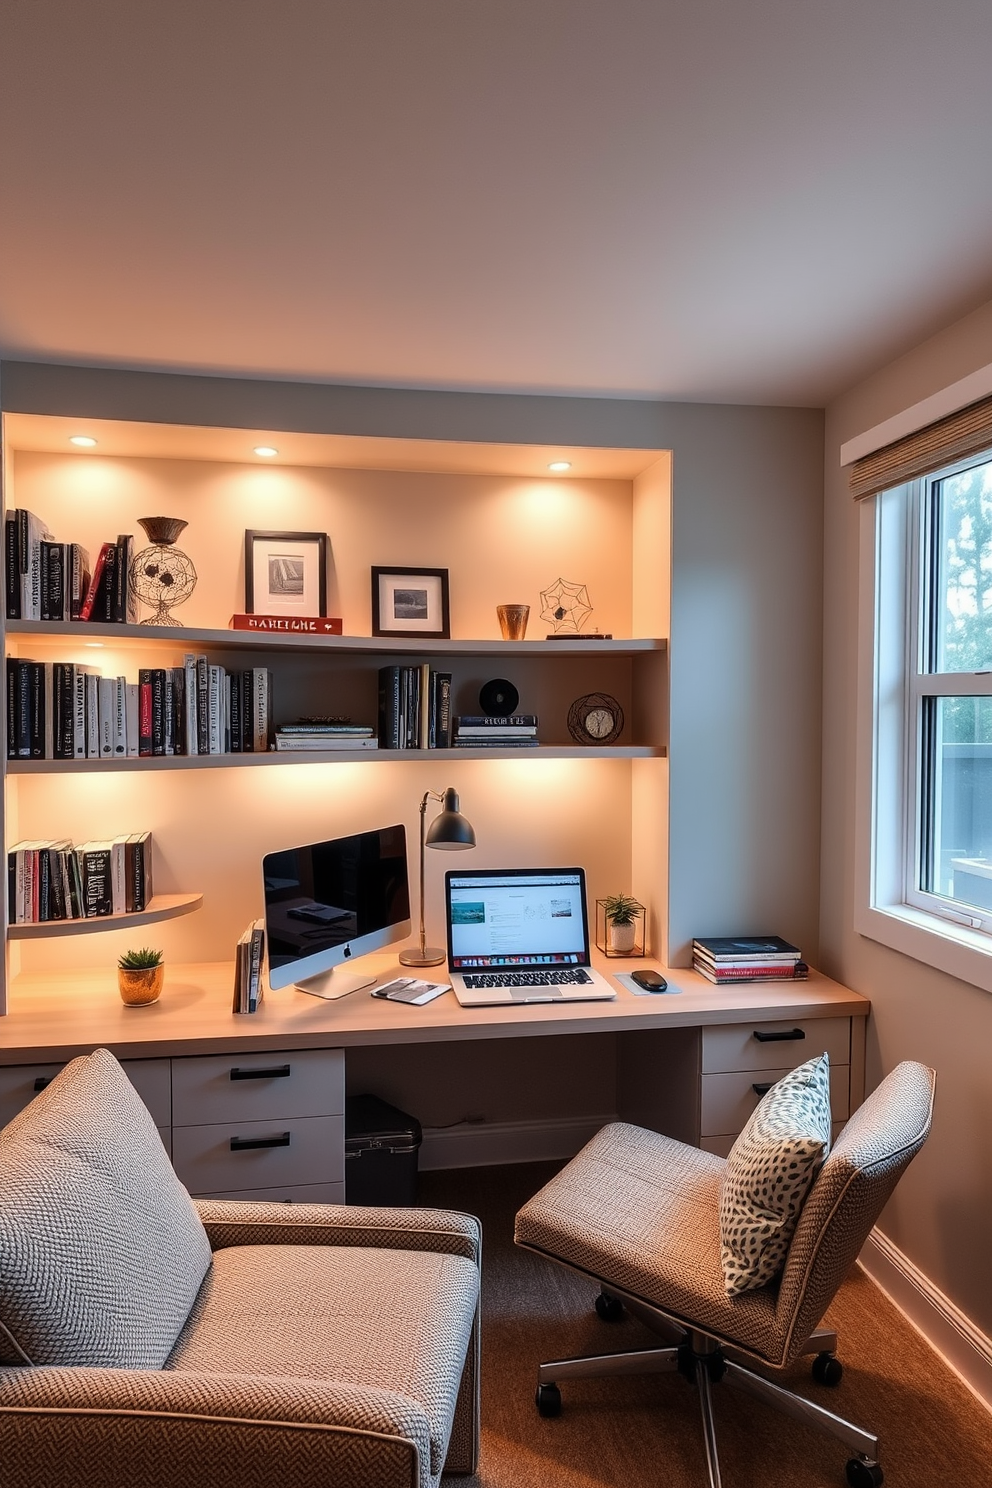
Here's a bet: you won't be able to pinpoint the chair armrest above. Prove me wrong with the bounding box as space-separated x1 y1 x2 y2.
0 1365 428 1488
193 1198 481 1264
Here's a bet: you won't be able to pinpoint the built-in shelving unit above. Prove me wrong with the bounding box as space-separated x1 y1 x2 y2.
8 893 204 939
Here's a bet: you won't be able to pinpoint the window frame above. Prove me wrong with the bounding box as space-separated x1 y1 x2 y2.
855 453 992 993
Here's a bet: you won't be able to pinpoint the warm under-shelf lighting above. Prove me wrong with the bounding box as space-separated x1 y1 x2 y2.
69 435 98 448
548 460 571 472
253 445 279 458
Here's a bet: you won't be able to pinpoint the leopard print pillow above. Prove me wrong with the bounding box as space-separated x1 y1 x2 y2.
719 1052 832 1296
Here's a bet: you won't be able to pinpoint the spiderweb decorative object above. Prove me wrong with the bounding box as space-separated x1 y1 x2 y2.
130 516 198 626
539 577 593 635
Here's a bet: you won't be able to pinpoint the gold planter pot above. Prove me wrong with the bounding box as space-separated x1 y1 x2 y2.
117 965 164 1006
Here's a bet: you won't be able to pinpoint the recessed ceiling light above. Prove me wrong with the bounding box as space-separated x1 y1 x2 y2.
69 435 97 448
548 461 571 472
253 445 278 458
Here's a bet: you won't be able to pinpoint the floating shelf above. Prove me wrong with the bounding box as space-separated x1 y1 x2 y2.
6 620 666 660
8 893 205 939
8 746 665 774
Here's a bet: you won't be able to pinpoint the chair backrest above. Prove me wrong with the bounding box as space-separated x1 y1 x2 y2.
774 1060 935 1362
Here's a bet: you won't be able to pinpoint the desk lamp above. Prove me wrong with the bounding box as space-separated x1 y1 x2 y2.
400 787 476 967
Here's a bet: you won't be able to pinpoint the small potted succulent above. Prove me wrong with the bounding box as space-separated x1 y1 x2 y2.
600 894 644 956
117 947 164 1006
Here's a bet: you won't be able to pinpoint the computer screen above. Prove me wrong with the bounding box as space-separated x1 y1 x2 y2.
262 824 410 998
445 868 590 969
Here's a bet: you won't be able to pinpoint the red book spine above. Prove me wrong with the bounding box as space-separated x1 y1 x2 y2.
695 961 809 981
79 543 113 622
139 683 153 757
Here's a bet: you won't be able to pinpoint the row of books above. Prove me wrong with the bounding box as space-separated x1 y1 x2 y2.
4 508 141 624
377 664 452 749
273 721 378 752
452 713 539 748
232 918 265 1013
692 935 809 984
8 832 153 924
6 657 273 759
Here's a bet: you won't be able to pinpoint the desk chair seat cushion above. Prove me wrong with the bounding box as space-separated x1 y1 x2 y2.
0 1049 211 1371
515 1122 785 1362
719 1052 832 1296
165 1240 480 1478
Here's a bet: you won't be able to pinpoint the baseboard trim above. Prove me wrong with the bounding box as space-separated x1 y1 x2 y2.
420 1114 613 1171
859 1228 992 1414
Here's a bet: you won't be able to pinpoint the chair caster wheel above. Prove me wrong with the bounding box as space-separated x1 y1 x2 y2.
536 1383 562 1417
846 1456 883 1488
595 1290 625 1322
812 1351 843 1386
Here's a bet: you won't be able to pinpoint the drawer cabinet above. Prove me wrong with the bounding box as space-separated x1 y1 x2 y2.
172 1114 344 1196
0 1057 172 1138
171 1048 344 1126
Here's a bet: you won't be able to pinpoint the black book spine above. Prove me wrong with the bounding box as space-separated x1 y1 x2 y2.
112 535 130 623
239 669 251 750
69 545 89 620
7 849 15 923
47 848 65 921
133 839 146 913
53 662 75 759
99 544 117 622
13 659 31 757
196 658 209 755
151 670 166 755
6 658 17 760
435 672 452 747
229 671 242 752
5 513 21 620
377 665 401 748
82 848 112 916
28 662 45 758
37 847 51 922
40 541 66 622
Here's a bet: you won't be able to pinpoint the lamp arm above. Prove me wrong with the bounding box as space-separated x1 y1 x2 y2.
416 791 445 956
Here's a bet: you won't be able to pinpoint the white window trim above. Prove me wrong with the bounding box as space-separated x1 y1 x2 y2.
855 484 992 993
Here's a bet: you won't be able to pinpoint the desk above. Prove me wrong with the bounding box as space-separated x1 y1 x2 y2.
0 957 869 1197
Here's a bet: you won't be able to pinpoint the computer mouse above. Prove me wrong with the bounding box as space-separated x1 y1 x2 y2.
631 969 668 992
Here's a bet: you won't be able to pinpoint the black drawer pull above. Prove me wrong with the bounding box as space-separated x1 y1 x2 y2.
230 1132 291 1151
33 1076 52 1092
230 1065 291 1081
752 1082 775 1096
753 1028 805 1044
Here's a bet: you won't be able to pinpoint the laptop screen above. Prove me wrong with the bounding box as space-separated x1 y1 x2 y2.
445 868 591 970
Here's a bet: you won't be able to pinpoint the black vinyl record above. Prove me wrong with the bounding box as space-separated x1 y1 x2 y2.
479 678 519 716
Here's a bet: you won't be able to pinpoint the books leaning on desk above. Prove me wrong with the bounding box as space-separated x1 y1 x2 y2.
692 935 809 984
452 714 539 748
233 918 266 1013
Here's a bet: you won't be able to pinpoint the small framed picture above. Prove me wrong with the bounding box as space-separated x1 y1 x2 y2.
371 566 450 639
245 531 328 616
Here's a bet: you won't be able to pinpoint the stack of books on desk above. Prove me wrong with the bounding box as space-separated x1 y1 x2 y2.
692 935 808 984
274 720 378 751
232 918 266 1013
452 714 539 748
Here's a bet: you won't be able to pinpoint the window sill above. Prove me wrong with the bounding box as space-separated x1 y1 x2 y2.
855 901 992 994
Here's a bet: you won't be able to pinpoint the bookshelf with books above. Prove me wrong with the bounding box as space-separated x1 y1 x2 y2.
0 415 670 1018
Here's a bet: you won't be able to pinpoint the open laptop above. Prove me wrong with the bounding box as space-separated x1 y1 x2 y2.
445 867 617 1006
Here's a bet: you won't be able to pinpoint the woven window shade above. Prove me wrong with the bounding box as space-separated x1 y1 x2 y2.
849 393 992 499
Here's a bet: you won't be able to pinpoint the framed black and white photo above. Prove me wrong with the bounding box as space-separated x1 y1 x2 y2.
371 566 450 639
245 531 328 616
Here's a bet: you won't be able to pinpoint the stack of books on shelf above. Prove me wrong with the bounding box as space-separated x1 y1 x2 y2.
5 508 92 622
692 935 808 984
8 832 153 923
377 664 452 749
274 719 378 752
232 918 265 1013
452 714 539 748
5 657 273 759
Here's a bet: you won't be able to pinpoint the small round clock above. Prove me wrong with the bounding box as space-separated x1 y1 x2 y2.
567 692 625 746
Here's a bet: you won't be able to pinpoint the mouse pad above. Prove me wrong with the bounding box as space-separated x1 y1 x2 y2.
615 973 682 996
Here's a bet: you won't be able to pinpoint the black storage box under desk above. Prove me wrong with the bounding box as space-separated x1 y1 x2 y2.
345 1094 422 1206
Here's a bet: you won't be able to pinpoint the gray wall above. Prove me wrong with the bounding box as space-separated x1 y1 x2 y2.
822 300 992 1334
0 359 825 965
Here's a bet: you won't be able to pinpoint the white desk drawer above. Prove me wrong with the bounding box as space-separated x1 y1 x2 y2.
702 1018 850 1074
172 1048 344 1126
196 1182 346 1205
0 1057 171 1130
701 1064 850 1137
173 1114 344 1195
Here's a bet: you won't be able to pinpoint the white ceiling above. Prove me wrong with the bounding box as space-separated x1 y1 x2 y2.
2 0 992 408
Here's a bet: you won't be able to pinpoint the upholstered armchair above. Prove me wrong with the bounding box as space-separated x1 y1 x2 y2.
0 1048 480 1488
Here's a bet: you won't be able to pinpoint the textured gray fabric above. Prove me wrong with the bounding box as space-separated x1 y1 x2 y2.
515 1062 935 1371
0 1048 211 1370
166 1242 479 1478
719 1052 832 1295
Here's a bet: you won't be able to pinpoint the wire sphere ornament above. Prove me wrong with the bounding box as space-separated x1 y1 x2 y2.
540 577 593 636
567 692 625 746
130 517 198 626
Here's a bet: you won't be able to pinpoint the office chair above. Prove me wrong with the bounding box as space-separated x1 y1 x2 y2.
515 1060 934 1488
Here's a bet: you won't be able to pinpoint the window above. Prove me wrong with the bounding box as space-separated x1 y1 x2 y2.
858 447 992 988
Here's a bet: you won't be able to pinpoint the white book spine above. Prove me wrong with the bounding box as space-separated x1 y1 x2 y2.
85 673 101 758
125 683 140 757
73 669 87 757
111 838 126 915
207 666 222 754
113 677 127 757
252 668 270 753
224 672 231 754
98 677 115 758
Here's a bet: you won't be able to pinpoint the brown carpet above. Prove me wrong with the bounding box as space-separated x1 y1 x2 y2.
424 1162 992 1488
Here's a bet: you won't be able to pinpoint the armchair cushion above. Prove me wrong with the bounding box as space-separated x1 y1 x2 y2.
0 1048 211 1370
719 1051 832 1295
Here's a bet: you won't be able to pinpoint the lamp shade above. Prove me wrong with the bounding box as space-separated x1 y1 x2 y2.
425 787 476 849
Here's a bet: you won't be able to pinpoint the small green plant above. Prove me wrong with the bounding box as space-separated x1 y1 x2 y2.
601 894 642 927
118 947 163 970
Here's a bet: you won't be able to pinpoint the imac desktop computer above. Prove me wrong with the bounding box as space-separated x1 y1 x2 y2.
262 823 411 998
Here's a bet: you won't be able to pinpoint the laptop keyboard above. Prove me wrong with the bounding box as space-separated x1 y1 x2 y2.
462 968 593 989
